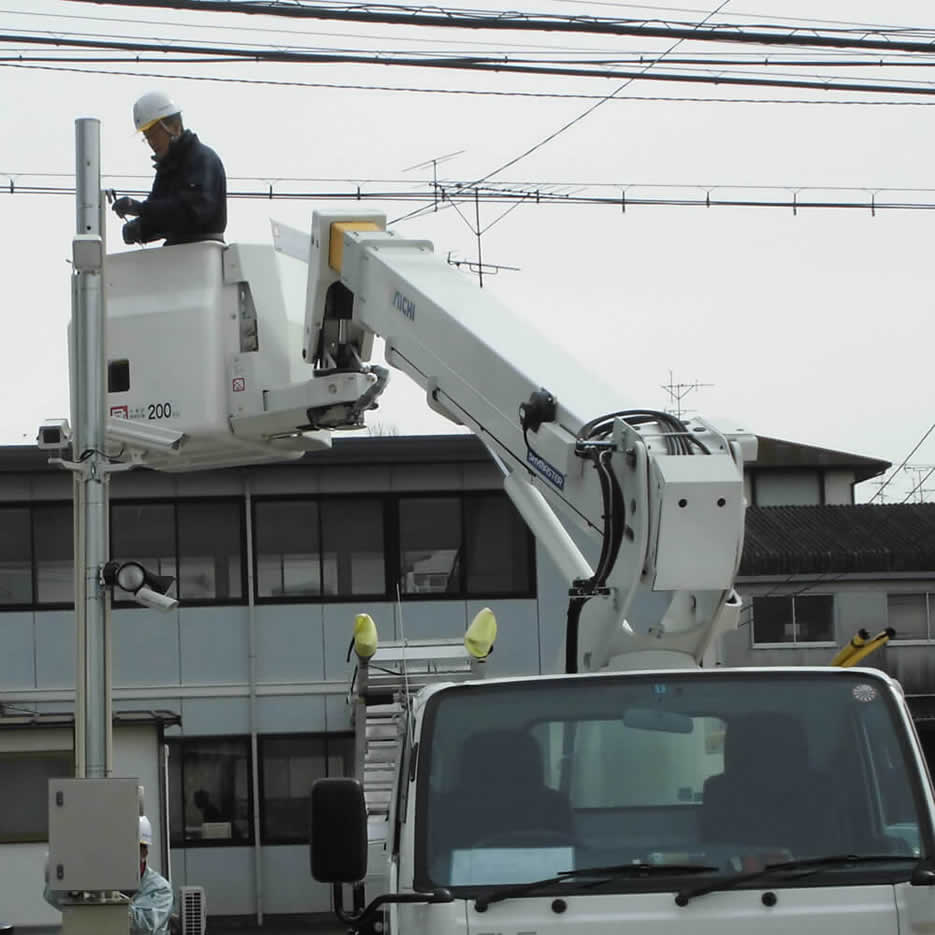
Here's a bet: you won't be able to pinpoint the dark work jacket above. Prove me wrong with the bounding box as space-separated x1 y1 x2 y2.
137 130 227 246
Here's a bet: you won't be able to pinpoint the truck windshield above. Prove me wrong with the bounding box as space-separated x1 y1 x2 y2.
416 671 927 890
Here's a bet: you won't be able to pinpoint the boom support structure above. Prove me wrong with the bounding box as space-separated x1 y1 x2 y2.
280 212 755 672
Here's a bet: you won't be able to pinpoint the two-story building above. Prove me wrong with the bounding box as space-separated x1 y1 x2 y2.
5 431 931 928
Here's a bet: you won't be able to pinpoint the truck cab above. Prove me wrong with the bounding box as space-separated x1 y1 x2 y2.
315 665 935 934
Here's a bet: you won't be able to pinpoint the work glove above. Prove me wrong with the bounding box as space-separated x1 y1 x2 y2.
122 219 143 245
112 196 143 219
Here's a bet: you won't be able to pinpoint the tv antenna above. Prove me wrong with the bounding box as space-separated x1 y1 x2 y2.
662 371 713 420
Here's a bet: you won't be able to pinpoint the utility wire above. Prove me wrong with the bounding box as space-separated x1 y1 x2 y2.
58 0 935 55
6 34 935 97
7 60 935 107
5 182 935 214
869 422 935 504
902 466 935 504
21 0 934 38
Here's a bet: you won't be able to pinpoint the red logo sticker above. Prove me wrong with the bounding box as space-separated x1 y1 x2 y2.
232 377 246 392
110 405 129 418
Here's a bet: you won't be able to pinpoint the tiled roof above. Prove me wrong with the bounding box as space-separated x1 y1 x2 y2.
740 503 935 576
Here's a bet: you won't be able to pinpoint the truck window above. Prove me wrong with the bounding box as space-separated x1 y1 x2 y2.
416 672 928 891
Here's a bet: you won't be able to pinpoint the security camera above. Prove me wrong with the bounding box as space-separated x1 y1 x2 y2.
133 586 180 612
37 419 72 451
102 560 179 612
106 417 185 454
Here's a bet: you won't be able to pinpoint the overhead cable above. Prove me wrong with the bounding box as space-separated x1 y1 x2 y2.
4 182 935 214
60 0 935 55
5 60 935 106
6 32 935 97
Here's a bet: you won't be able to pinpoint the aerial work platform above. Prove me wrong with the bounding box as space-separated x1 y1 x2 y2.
102 238 370 471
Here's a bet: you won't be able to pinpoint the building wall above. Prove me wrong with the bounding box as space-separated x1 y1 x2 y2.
723 576 935 690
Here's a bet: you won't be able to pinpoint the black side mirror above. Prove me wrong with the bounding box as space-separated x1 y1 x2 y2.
310 778 367 883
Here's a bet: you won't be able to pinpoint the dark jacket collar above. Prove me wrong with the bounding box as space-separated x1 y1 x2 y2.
152 129 197 171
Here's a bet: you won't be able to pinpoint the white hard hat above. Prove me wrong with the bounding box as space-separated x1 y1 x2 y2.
133 91 180 133
139 815 153 847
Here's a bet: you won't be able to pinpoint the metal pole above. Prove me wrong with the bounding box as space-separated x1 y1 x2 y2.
73 118 111 779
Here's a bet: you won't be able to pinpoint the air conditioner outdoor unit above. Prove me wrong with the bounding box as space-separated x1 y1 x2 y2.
179 885 206 935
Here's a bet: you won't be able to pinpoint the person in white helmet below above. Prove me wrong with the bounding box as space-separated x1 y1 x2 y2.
44 815 174 935
112 90 227 247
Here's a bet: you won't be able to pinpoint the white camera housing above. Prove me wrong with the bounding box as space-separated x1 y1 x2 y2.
133 586 179 612
37 419 72 451
106 416 184 454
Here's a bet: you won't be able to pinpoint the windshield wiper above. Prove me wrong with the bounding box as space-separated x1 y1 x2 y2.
475 862 717 911
674 854 918 906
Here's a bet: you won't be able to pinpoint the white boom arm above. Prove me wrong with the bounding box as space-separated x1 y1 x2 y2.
279 211 754 672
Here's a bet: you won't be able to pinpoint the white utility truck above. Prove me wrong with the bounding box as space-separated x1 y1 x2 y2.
98 212 935 934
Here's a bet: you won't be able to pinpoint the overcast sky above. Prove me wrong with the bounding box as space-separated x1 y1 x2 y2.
1 0 934 501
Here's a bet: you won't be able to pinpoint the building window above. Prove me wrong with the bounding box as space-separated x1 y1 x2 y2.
0 751 73 842
255 498 387 601
464 493 533 595
177 502 244 602
0 506 32 606
321 500 385 596
260 734 353 844
888 594 932 641
111 500 244 606
398 496 462 595
168 738 253 846
34 504 74 605
254 492 534 603
752 594 834 645
255 500 322 598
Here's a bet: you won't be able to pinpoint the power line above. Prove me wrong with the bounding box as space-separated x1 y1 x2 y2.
7 60 935 106
59 0 935 55
16 6 935 64
8 32 935 97
868 422 935 503
5 181 935 214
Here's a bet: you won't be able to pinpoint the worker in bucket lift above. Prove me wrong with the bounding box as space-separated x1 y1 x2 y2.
112 90 227 247
43 815 174 935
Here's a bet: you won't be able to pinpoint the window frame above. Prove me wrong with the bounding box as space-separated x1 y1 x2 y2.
252 494 391 605
253 491 536 604
167 735 255 847
888 592 934 644
257 732 354 845
750 592 836 648
0 503 37 610
110 496 247 609
395 491 537 602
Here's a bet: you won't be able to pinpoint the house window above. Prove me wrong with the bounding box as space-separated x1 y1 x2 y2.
260 734 353 844
0 506 32 606
111 500 244 606
752 594 834 645
398 496 462 595
888 594 932 641
168 738 253 845
0 751 73 842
